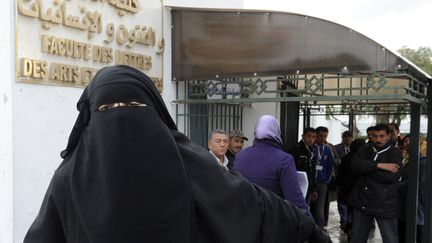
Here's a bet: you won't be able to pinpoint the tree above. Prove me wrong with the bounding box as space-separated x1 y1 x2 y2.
398 46 432 75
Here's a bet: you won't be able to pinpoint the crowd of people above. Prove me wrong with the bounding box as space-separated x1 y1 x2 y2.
212 118 427 243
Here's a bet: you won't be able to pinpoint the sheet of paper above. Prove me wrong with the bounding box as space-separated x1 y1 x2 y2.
297 171 309 199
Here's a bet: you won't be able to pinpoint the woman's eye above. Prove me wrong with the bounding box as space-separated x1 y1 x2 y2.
97 102 147 112
97 105 108 112
130 101 147 106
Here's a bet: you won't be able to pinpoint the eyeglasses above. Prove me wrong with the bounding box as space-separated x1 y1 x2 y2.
97 101 147 112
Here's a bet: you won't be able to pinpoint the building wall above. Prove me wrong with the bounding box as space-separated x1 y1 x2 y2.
0 0 14 242
12 84 83 242
241 82 280 148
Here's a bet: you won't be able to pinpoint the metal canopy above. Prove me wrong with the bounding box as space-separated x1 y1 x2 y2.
171 9 431 106
172 9 431 83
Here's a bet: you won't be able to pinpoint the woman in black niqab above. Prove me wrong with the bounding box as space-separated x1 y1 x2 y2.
24 65 331 243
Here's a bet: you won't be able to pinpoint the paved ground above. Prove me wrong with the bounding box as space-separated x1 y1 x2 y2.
327 201 383 243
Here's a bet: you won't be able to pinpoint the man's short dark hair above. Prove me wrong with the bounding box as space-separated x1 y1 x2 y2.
366 126 376 133
342 131 353 138
316 126 329 134
388 122 400 132
374 123 391 134
208 129 228 140
303 127 317 135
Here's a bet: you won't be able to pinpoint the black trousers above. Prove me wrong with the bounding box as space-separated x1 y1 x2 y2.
351 208 398 243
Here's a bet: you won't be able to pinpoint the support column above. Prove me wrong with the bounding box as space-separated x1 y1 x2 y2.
303 107 311 128
348 110 355 135
280 101 300 150
423 83 432 243
406 102 421 242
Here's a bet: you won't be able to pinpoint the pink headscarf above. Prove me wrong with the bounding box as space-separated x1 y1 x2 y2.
254 115 283 144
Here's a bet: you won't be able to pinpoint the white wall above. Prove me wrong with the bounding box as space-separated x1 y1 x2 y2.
0 1 14 242
162 5 179 119
311 116 346 145
13 84 82 242
241 81 279 148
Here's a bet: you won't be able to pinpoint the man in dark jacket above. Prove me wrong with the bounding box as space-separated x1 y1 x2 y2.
366 126 377 144
226 130 248 170
334 131 353 159
347 123 403 243
288 127 318 204
388 122 403 148
312 126 334 229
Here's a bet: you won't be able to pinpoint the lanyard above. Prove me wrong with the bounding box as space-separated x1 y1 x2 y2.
302 140 314 160
372 145 391 162
317 144 325 161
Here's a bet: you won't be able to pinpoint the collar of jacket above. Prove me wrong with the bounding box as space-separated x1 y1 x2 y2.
253 138 283 149
373 142 392 151
299 139 314 152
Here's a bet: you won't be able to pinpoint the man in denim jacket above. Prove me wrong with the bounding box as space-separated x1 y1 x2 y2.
312 126 334 228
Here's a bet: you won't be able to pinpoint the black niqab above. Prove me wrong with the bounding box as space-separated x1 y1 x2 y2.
25 65 191 242
24 65 330 243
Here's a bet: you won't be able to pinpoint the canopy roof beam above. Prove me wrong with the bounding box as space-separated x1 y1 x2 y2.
173 71 427 106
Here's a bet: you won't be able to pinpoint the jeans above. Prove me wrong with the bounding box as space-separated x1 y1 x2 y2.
337 201 352 225
351 208 398 243
312 183 328 228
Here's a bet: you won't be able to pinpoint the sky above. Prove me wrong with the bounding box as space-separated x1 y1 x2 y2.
243 0 432 52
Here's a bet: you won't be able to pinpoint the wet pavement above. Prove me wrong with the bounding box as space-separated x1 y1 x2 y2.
327 201 383 243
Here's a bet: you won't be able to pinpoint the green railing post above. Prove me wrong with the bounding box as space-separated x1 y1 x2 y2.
406 102 421 242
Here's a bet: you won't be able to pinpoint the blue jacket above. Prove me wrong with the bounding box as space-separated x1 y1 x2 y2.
234 139 310 213
313 144 334 183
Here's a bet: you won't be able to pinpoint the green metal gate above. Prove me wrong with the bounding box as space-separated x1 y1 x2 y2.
176 80 243 147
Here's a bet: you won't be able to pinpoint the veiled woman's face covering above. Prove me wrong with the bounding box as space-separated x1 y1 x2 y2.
58 65 192 241
61 65 177 158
